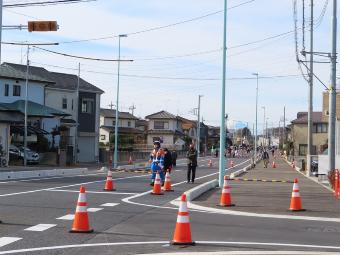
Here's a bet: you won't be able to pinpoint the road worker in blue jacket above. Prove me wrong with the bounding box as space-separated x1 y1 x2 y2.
149 141 165 186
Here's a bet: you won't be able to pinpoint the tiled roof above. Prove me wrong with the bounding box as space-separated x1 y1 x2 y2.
100 108 138 120
291 112 325 124
0 100 70 117
0 63 54 83
145 110 177 119
2 63 103 94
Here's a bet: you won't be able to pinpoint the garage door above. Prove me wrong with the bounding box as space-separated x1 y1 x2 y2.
78 137 95 163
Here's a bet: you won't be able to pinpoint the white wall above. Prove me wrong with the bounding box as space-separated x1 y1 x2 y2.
45 88 77 119
0 79 45 104
102 117 136 128
99 128 110 144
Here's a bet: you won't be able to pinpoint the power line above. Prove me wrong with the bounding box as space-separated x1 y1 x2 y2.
55 0 256 44
3 0 95 8
30 61 301 81
33 46 133 62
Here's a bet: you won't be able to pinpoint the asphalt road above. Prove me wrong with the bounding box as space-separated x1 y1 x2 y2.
1 156 340 255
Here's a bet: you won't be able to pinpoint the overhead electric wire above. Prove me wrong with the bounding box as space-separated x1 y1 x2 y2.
56 0 256 44
30 61 301 81
3 0 95 8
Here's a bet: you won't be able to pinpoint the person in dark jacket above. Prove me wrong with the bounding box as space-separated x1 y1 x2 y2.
171 150 177 167
186 143 198 183
163 148 173 174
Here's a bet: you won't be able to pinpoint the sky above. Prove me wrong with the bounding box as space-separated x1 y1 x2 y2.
1 0 339 133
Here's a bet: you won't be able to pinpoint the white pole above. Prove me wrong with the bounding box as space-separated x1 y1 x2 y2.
24 45 30 166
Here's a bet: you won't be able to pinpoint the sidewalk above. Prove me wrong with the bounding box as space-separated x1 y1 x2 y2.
195 156 340 218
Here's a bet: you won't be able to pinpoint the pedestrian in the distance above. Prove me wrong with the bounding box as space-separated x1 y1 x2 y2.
262 149 269 168
171 150 177 167
186 143 198 183
163 148 173 174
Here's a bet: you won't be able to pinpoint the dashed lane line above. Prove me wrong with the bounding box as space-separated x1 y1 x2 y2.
46 189 137 195
24 224 56 232
87 208 103 212
0 237 22 248
100 203 119 207
1 241 340 254
56 214 74 220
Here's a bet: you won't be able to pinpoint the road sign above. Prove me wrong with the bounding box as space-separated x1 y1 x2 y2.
28 21 58 32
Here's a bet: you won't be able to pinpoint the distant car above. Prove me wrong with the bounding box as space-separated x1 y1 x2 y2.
311 160 318 176
9 145 40 164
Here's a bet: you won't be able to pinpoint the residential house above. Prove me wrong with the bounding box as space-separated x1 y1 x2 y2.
0 62 104 163
99 108 143 149
145 110 184 150
290 112 328 156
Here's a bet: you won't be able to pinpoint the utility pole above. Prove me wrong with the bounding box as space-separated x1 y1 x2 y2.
113 34 128 169
307 0 314 176
262 106 266 147
219 0 228 187
283 106 286 144
253 73 259 162
0 0 3 64
74 63 80 164
197 95 203 156
129 104 136 116
328 0 337 173
108 102 115 110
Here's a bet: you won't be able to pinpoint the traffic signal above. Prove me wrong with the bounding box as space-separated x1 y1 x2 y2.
28 21 58 32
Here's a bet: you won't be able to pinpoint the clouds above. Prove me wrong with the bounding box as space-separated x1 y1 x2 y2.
1 0 337 127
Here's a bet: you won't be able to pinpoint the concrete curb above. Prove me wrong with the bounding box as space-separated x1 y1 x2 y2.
0 168 88 180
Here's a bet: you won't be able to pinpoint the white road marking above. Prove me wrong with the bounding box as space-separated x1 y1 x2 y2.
0 173 105 184
56 214 74 220
87 208 103 212
121 159 250 210
0 237 22 248
139 252 340 255
101 203 119 207
24 224 56 232
47 189 137 195
1 240 340 254
187 200 340 222
0 174 149 197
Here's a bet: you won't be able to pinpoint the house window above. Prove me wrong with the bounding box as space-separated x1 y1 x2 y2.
154 121 169 130
4 84 9 96
81 98 94 113
62 98 67 109
13 85 21 97
71 99 74 110
101 135 106 140
190 129 195 136
153 137 161 142
299 144 307 156
112 120 116 126
128 121 131 127
313 123 328 133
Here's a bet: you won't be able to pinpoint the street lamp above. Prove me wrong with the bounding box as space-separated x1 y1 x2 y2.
252 73 259 162
113 34 127 169
219 0 228 187
197 95 203 156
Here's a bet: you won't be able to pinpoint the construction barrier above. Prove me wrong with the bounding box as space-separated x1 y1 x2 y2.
228 178 294 184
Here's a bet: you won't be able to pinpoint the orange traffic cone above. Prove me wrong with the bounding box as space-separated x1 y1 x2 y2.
70 186 93 233
229 160 234 168
289 178 305 211
208 160 213 167
163 170 174 192
272 161 276 168
172 193 195 245
128 155 133 165
151 171 163 195
103 170 116 191
219 175 235 207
